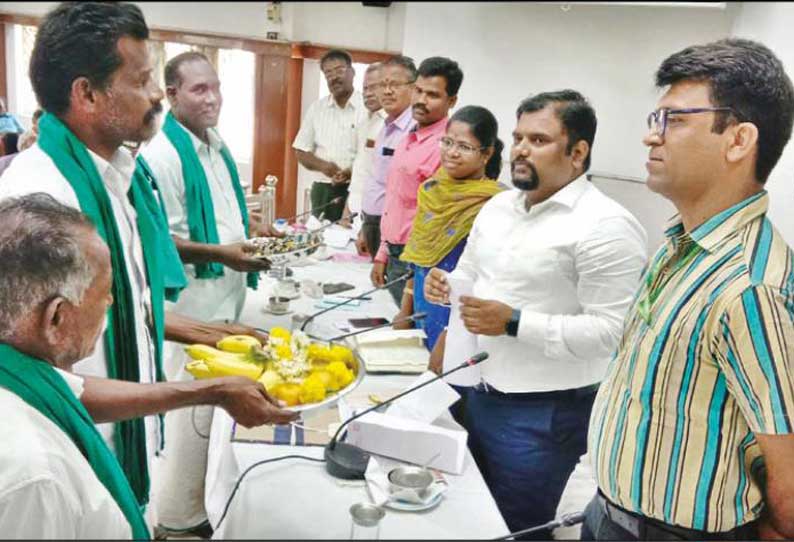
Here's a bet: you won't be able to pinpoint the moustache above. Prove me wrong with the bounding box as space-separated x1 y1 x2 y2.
144 102 163 124
412 104 428 114
511 159 539 191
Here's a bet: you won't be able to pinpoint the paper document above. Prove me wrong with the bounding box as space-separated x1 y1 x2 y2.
442 275 482 386
386 371 461 424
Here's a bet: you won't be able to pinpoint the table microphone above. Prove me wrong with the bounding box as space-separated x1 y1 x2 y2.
300 270 414 331
324 351 490 480
491 511 585 540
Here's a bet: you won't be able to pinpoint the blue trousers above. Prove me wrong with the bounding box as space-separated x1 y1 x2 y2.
465 385 596 539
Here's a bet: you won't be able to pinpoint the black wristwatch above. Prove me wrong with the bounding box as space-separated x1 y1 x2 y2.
505 308 521 337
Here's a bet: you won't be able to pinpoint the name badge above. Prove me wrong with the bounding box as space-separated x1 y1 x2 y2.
382 147 395 156
366 139 376 149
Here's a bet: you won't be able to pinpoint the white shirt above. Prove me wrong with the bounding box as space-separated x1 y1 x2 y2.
141 123 247 326
292 91 364 185
449 176 648 393
0 367 131 539
0 143 161 457
347 108 386 213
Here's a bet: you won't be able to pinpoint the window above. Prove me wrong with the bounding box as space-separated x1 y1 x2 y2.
7 24 38 128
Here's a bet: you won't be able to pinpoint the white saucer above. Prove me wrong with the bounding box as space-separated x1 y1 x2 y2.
382 492 443 512
261 306 293 316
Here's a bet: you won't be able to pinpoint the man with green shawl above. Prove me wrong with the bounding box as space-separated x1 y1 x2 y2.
140 51 274 534
0 2 296 528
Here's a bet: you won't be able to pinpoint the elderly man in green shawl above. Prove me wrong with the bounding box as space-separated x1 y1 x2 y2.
0 1 296 527
0 193 296 539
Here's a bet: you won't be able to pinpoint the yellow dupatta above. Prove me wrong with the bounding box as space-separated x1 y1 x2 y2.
400 167 504 268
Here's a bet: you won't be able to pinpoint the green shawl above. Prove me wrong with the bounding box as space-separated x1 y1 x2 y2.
0 344 149 539
161 112 258 289
37 112 187 506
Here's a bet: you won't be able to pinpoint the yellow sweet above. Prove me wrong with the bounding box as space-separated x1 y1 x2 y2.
307 344 333 363
298 374 327 404
272 382 301 406
274 344 293 360
329 344 354 365
269 327 291 342
327 361 355 389
310 369 339 392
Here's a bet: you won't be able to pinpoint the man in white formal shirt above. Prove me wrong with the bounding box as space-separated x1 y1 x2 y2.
0 2 296 528
293 49 363 221
342 62 386 245
140 51 273 535
424 90 648 538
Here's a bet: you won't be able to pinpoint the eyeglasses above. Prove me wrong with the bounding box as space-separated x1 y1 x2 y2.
374 80 415 92
646 107 736 140
439 136 484 156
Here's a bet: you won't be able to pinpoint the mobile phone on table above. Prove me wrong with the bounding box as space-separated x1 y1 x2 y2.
348 317 390 328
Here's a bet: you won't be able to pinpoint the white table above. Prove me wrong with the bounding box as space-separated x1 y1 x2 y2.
204 245 510 539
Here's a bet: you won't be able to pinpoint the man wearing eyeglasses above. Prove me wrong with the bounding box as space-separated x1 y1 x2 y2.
371 56 462 305
358 55 417 259
293 49 362 222
423 90 647 538
583 38 794 541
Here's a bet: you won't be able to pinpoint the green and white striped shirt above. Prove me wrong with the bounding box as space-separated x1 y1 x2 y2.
589 190 794 532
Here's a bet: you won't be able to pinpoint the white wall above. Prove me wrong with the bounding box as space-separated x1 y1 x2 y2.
731 2 794 246
0 2 404 49
401 2 736 249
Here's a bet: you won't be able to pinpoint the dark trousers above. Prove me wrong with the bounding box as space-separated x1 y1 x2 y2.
310 182 348 222
465 384 596 540
580 493 759 541
385 243 409 306
361 211 381 260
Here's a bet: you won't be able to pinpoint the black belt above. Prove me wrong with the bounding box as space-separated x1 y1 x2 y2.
596 492 757 540
471 382 599 402
361 211 381 224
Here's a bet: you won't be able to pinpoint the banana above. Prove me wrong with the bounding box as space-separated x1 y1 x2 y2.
216 335 262 354
184 344 229 362
203 354 264 381
185 360 213 380
258 369 284 392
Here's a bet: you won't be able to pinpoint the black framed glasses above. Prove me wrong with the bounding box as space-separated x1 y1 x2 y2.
646 107 736 140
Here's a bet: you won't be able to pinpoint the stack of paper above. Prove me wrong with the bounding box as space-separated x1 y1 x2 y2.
348 329 429 374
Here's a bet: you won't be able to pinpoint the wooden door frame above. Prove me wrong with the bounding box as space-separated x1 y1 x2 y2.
0 12 400 217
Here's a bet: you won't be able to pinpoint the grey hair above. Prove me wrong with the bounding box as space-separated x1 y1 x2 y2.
0 193 98 340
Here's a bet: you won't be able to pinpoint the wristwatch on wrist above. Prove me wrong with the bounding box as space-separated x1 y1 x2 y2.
505 308 521 337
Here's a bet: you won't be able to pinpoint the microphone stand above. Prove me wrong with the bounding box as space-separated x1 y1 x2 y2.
491 511 585 540
282 196 344 224
323 312 426 345
300 270 413 331
324 352 490 480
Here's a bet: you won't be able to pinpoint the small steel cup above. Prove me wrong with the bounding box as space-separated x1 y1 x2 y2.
349 502 384 539
387 466 434 501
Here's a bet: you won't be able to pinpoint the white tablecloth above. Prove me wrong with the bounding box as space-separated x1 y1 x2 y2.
204 247 509 539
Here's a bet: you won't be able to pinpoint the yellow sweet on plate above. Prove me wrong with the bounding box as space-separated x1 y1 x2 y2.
309 369 339 392
271 382 301 406
298 374 327 404
258 369 283 392
327 361 354 389
269 327 291 342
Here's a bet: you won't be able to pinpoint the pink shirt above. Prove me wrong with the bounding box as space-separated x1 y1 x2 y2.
375 116 448 263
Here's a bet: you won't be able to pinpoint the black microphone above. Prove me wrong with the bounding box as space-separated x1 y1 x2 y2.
322 312 427 344
300 269 413 331
324 351 489 480
491 511 585 540
282 196 344 224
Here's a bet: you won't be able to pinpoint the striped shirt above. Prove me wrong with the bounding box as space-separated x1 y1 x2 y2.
292 91 363 185
589 191 794 532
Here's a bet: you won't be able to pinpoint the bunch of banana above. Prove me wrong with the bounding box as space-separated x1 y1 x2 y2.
184 342 264 382
216 335 262 354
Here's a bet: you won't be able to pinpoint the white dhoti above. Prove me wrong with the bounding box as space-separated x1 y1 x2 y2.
154 269 247 531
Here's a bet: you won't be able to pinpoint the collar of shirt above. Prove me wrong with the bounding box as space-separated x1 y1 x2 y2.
385 106 415 133
86 146 136 200
662 190 768 254
409 116 448 144
175 117 224 153
369 108 387 121
512 174 589 215
324 90 362 111
53 367 84 399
